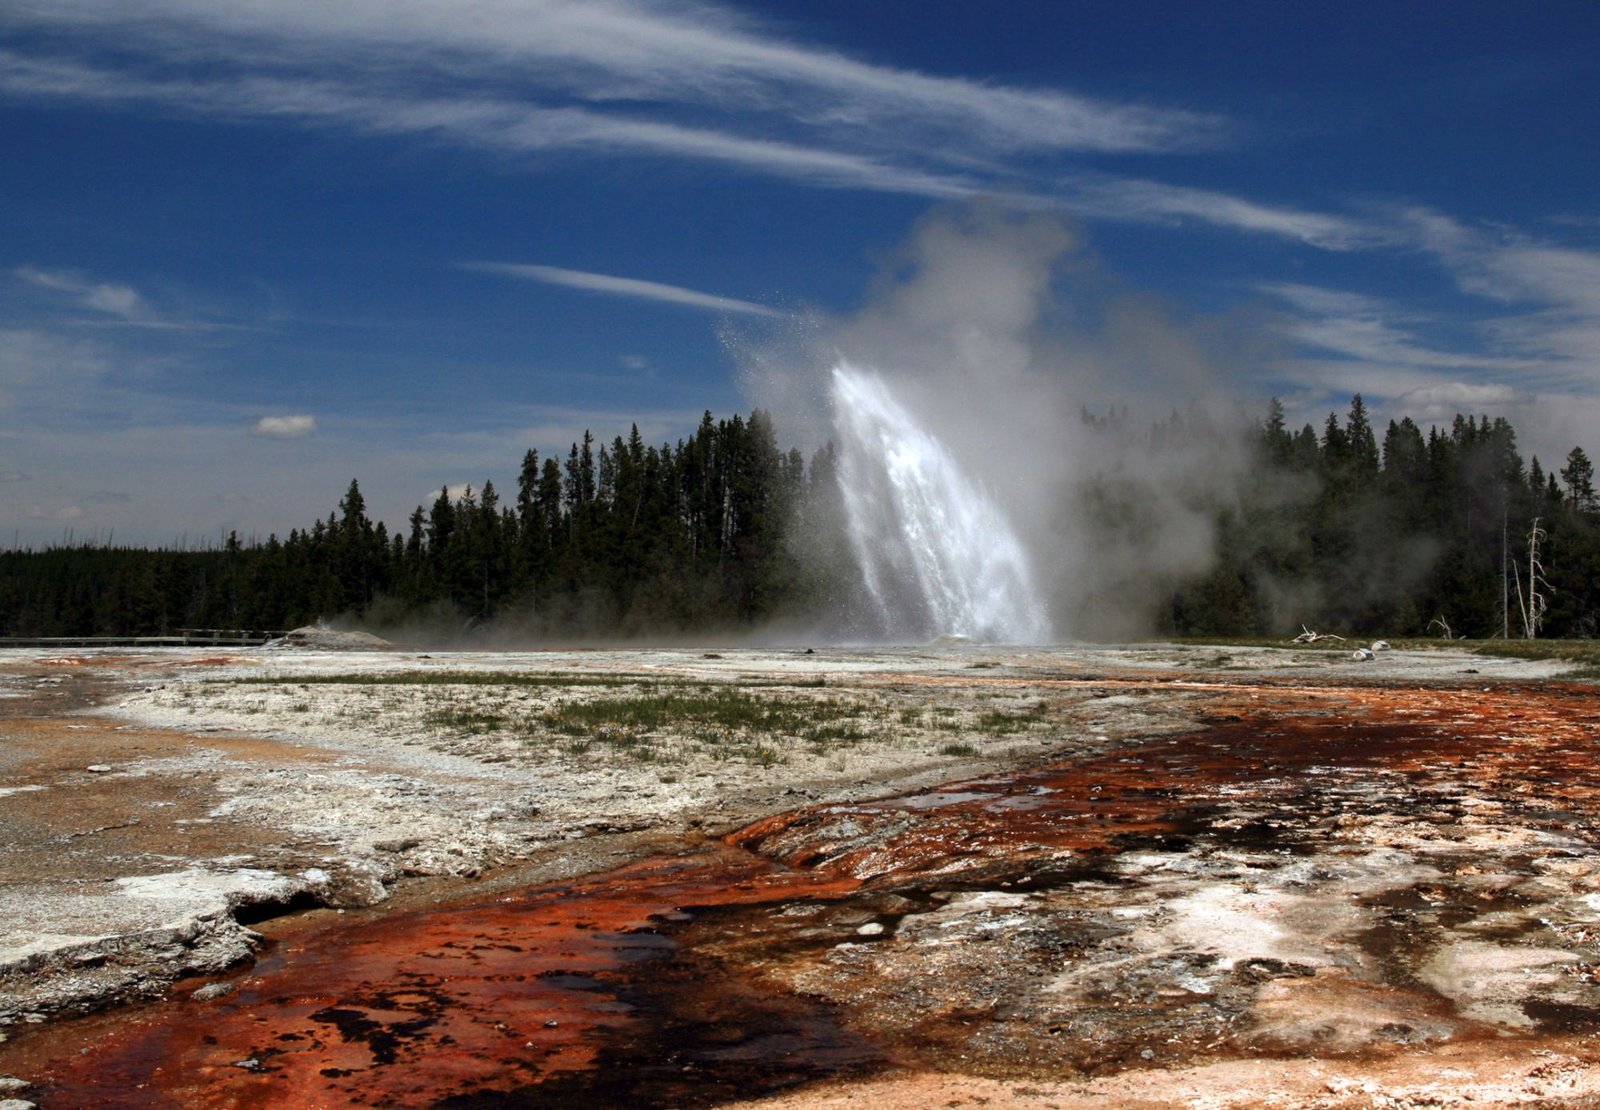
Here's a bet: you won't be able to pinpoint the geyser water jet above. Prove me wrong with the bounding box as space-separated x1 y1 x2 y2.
830 361 1051 643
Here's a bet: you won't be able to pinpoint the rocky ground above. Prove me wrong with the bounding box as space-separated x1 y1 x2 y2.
1 641 1597 1108
0 641 1203 1026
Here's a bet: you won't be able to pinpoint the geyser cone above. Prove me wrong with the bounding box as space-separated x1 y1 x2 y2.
830 362 1050 643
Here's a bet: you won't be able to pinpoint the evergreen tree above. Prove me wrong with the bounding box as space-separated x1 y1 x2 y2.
1562 446 1596 511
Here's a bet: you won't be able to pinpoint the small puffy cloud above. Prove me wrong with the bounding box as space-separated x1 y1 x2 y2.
250 414 317 439
84 489 133 504
0 470 28 482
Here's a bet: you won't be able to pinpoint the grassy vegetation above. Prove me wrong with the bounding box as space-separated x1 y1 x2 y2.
222 670 661 688
422 706 510 733
534 690 870 764
401 684 876 765
976 700 1049 734
1160 634 1600 677
1468 639 1600 677
222 670 827 691
199 667 1088 771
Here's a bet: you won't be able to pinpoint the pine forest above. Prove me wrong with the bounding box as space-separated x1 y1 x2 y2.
3 400 1598 642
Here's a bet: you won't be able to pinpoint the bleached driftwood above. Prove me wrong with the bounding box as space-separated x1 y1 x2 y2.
1290 625 1346 644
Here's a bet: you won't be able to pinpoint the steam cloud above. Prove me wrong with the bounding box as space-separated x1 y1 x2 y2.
740 205 1257 641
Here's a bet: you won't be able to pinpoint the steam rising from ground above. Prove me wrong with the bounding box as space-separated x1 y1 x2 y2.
741 206 1255 642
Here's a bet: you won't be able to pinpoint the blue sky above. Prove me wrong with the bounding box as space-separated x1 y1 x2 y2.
4 0 1600 546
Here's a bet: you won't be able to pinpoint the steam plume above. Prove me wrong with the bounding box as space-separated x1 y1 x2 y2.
740 205 1253 641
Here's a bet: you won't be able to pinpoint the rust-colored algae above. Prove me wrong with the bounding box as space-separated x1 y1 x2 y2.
7 672 1600 1106
9 849 865 1108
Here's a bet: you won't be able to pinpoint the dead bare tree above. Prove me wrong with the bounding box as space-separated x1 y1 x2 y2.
1513 517 1550 639
1427 615 1456 640
1290 625 1346 644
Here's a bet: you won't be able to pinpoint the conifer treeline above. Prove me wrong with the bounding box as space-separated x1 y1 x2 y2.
0 410 845 639
3 397 1598 641
1160 396 1600 639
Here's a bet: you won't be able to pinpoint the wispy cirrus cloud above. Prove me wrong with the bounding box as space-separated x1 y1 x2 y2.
1387 210 1600 397
15 265 146 320
1259 283 1540 374
1065 177 1387 251
0 0 1227 156
11 263 248 334
0 0 1253 224
18 0 1502 264
464 262 781 317
1255 224 1600 461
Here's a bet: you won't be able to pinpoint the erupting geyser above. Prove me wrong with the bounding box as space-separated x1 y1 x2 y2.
830 362 1051 643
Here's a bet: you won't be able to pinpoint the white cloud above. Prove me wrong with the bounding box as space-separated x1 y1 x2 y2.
466 262 781 317
1258 283 1536 374
1066 177 1385 251
0 51 989 202
11 262 242 333
1383 211 1600 396
1392 382 1531 421
0 41 1393 254
24 4 1519 263
250 414 317 439
0 0 1251 225
0 1 1226 157
16 265 145 319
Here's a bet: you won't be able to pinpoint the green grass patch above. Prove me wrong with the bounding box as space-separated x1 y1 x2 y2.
530 688 868 765
542 689 848 736
975 701 1049 734
801 721 870 747
939 741 979 757
423 707 509 733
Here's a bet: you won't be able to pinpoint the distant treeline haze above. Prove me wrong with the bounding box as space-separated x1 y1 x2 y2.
1160 397 1599 640
3 399 1598 640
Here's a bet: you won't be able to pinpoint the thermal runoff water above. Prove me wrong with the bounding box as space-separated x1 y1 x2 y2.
830 362 1051 643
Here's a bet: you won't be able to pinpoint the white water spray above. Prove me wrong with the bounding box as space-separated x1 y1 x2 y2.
829 362 1051 643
